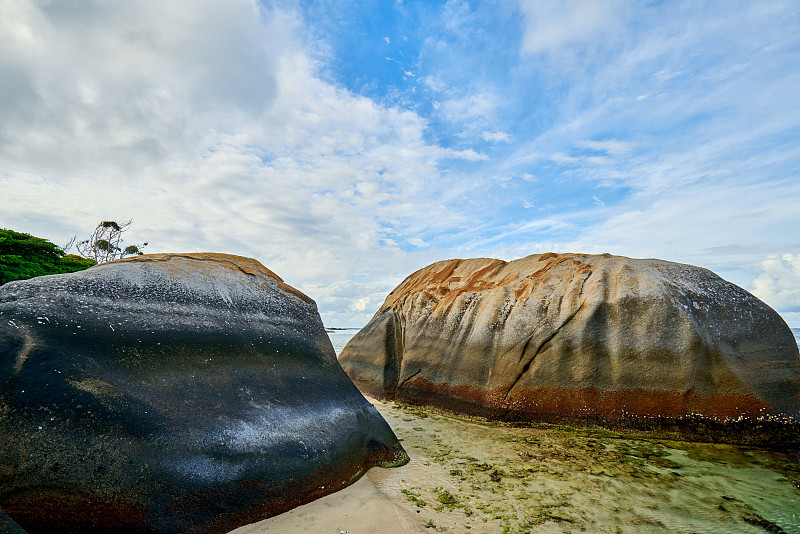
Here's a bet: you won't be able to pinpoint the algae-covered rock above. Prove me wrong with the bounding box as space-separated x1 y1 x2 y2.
339 253 800 442
0 253 408 533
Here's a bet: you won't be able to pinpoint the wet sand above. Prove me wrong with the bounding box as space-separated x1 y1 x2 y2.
234 397 800 534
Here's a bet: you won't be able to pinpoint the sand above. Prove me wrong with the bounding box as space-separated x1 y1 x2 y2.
232 398 800 534
230 473 422 534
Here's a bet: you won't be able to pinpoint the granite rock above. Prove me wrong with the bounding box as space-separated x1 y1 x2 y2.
339 253 800 441
0 253 408 533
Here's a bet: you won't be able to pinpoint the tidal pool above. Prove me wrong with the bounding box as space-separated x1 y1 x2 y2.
368 399 800 534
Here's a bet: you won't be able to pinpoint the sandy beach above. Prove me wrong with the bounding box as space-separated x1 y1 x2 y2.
233 397 800 534
230 473 421 534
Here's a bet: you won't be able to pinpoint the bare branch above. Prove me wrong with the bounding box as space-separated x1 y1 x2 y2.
76 220 148 263
63 235 76 253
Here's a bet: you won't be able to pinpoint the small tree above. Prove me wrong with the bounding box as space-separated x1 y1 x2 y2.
76 220 148 264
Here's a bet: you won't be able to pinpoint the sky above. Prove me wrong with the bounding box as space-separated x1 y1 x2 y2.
1 0 799 328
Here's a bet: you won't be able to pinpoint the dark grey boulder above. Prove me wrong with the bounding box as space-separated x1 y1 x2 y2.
0 508 25 534
0 253 408 533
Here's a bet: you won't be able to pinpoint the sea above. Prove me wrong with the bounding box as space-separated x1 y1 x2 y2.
326 329 359 355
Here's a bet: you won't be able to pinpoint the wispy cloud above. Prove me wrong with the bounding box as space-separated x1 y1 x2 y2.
2 0 799 327
517 0 628 58
482 131 512 143
0 0 474 326
575 139 635 156
440 90 498 124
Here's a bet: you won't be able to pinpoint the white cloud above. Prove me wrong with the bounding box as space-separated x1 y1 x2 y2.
549 152 579 164
550 174 800 303
484 2 800 310
549 152 610 166
517 0 627 57
3 0 799 331
352 297 371 312
482 131 511 143
576 139 634 156
442 148 488 161
653 69 681 81
420 76 446 93
752 254 800 313
0 0 289 171
440 90 498 125
442 0 474 32
0 0 476 326
467 218 573 249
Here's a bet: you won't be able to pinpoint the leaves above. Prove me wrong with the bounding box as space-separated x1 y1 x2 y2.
0 229 96 285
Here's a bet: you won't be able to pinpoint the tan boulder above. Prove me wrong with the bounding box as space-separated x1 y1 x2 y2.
339 253 800 442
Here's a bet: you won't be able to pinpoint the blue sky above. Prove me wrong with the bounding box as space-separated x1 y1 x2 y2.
1 0 799 327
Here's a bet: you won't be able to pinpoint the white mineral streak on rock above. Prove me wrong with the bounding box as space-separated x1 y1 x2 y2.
220 402 355 454
12 325 35 374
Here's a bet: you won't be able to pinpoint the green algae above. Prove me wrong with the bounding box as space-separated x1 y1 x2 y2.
370 400 800 534
435 488 458 506
401 488 427 507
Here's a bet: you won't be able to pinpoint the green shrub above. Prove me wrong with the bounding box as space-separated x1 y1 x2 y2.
0 229 96 285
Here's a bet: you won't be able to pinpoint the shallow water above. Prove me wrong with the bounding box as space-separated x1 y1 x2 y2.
370 400 800 534
329 329 800 532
